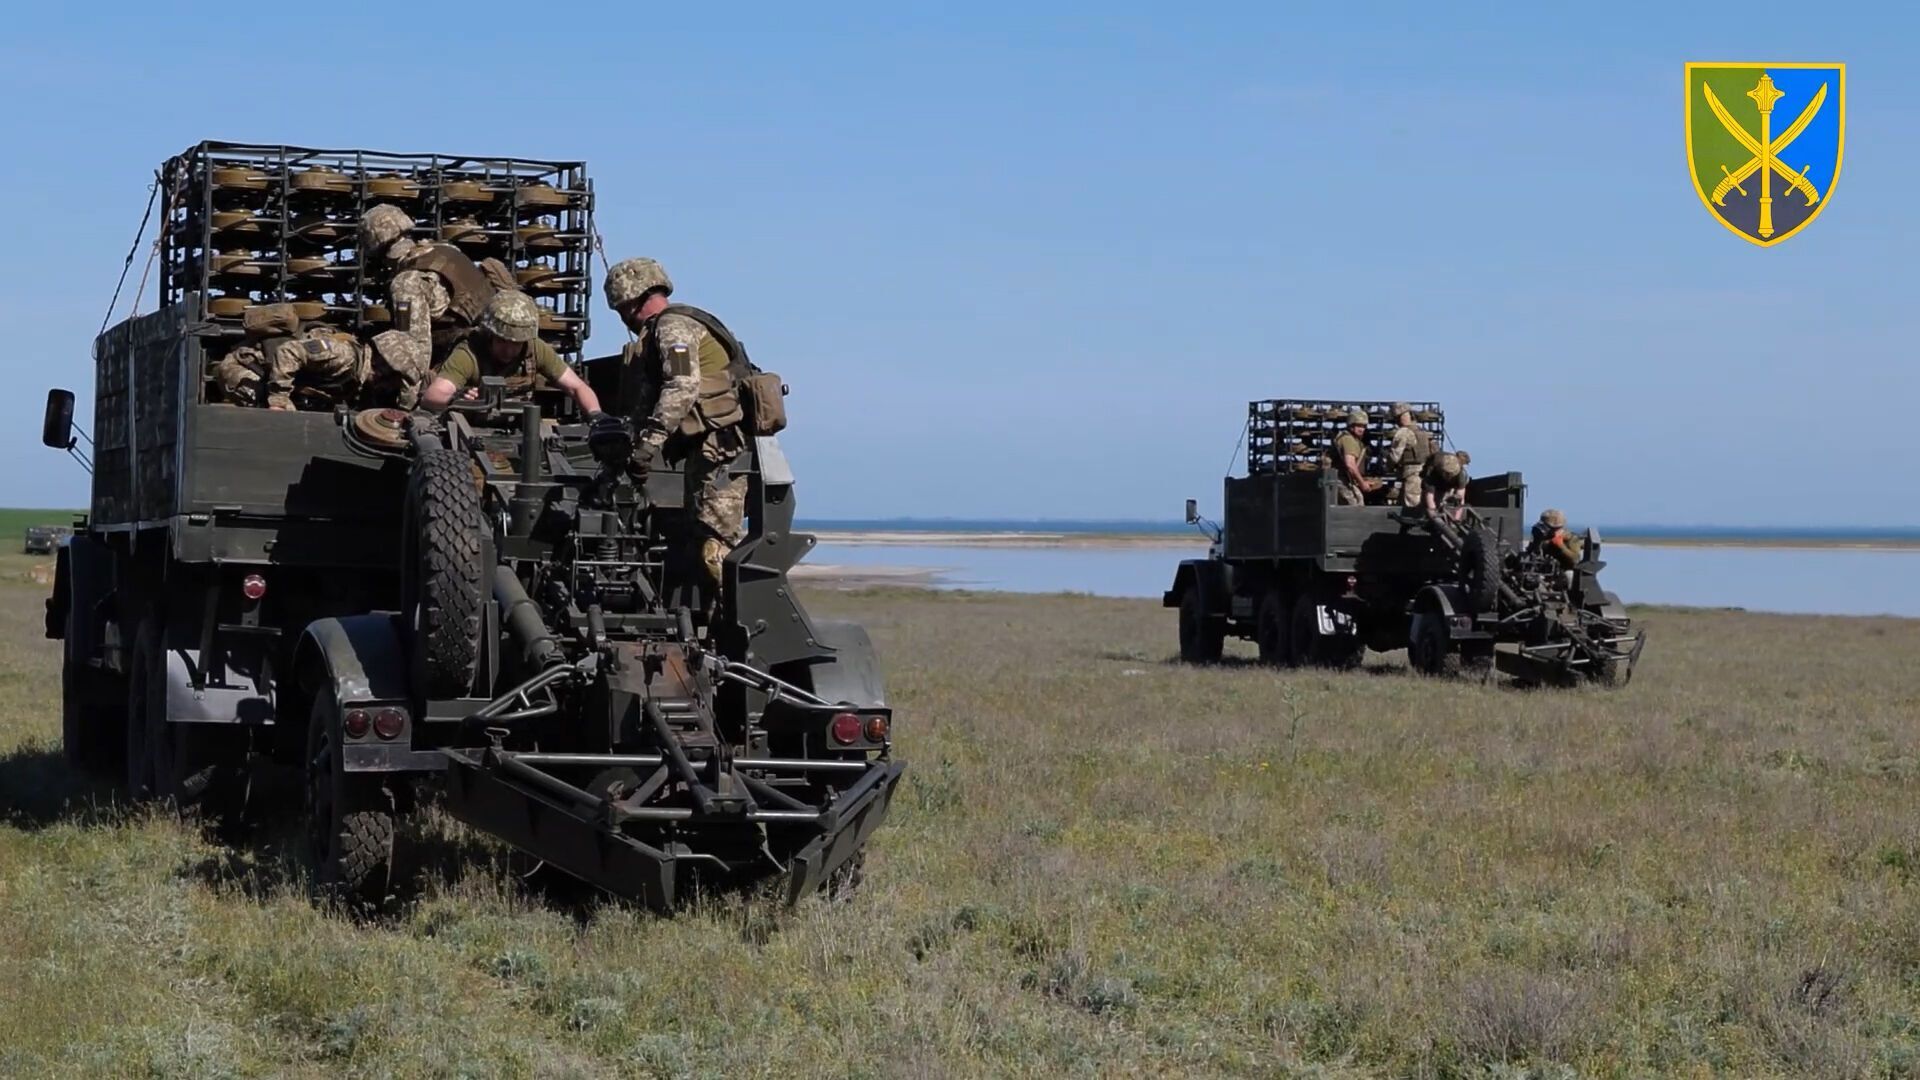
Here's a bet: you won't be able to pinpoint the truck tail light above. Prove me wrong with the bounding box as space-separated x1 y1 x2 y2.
829 712 862 745
343 708 371 739
242 574 267 601
863 714 890 742
372 707 408 741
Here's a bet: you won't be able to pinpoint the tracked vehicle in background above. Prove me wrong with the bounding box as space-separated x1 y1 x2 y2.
42 142 902 909
1165 399 1643 686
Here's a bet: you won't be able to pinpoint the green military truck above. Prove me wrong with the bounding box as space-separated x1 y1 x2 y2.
1164 399 1643 685
43 142 901 908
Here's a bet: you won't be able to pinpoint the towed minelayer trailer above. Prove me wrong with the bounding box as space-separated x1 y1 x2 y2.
43 142 902 907
1165 399 1643 686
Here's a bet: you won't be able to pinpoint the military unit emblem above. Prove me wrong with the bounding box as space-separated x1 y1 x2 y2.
1686 63 1844 246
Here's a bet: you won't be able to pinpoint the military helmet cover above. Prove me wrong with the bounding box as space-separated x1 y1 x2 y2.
604 257 673 308
1436 452 1463 479
1540 508 1566 528
1346 408 1369 426
360 204 415 254
1390 401 1412 419
480 290 542 343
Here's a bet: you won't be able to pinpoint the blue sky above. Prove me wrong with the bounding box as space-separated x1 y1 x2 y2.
3 3 1913 527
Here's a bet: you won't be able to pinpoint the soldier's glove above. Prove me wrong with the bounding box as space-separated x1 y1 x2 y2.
628 437 661 482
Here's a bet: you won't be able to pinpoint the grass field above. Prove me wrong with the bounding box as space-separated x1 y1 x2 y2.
2 557 1919 1077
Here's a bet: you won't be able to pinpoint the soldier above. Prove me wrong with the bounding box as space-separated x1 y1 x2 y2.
359 204 506 392
1330 408 1379 506
1532 508 1584 569
210 304 418 410
207 303 297 407
1385 402 1434 508
1421 451 1470 519
603 256 751 589
421 291 603 415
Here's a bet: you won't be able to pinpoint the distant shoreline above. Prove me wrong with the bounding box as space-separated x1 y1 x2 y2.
808 529 1920 553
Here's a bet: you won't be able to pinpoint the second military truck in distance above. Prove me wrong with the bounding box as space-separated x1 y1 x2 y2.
1165 399 1643 686
42 142 902 910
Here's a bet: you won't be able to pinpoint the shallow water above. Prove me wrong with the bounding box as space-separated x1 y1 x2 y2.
805 541 1920 618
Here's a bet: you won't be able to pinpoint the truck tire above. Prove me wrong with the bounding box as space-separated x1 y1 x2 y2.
1462 526 1501 614
1178 588 1225 664
60 601 122 776
305 692 396 907
1256 589 1291 666
1409 612 1461 678
404 449 485 699
123 618 222 808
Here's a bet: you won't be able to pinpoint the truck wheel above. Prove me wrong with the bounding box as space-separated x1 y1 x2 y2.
304 692 396 907
60 601 122 775
1409 613 1462 677
1177 589 1225 664
1462 526 1501 613
404 449 485 699
1256 589 1291 666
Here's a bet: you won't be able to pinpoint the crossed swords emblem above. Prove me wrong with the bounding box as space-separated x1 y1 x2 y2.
1703 73 1827 238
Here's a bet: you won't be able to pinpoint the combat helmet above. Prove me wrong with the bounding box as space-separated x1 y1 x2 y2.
1346 408 1369 427
1435 452 1463 479
604 257 672 308
480 290 542 343
1539 508 1566 529
360 204 415 257
1390 401 1412 420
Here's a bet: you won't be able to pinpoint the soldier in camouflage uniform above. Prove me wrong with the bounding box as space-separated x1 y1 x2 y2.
209 302 424 410
1421 452 1470 519
1330 408 1379 506
604 257 750 589
360 204 511 402
422 291 604 415
1385 402 1434 508
1531 508 1584 569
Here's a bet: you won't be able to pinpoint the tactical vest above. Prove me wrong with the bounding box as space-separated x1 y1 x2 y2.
472 337 563 398
396 243 495 351
640 303 754 438
1398 427 1433 471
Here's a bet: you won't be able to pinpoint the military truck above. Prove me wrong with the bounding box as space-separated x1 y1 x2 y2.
23 524 72 555
1164 399 1643 686
42 142 901 908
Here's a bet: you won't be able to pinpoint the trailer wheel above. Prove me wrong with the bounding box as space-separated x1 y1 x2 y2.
404 449 486 699
1409 613 1462 677
1256 589 1291 666
1462 526 1501 613
305 692 396 908
1178 588 1224 664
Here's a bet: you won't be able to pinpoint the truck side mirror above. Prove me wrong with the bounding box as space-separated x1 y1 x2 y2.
42 389 74 450
1184 498 1199 525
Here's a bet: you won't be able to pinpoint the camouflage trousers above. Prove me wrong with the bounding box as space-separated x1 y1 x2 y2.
683 429 747 585
210 347 267 405
1334 480 1365 506
1398 468 1424 508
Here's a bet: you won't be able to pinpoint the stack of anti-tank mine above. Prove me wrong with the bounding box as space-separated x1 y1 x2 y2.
160 141 595 394
1245 399 1446 476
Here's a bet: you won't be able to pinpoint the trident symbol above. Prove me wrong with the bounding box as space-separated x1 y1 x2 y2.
1703 74 1826 238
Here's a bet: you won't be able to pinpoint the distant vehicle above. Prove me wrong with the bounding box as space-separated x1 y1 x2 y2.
23 525 71 555
1166 399 1644 687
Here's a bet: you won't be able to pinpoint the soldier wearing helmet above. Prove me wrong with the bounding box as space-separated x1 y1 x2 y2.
1420 451 1471 519
1384 402 1434 508
359 204 509 399
1329 408 1380 506
1531 508 1584 569
422 291 602 415
604 256 752 589
211 303 405 411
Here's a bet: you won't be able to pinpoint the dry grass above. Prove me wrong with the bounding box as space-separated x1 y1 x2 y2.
2 559 1919 1076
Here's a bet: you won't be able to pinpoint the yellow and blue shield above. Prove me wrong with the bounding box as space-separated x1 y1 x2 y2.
1685 62 1844 246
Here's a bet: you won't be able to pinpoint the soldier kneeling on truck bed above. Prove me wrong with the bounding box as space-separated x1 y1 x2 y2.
209 303 428 410
605 256 786 592
421 291 604 416
360 204 514 387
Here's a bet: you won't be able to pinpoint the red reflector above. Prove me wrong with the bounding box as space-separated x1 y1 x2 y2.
343 708 371 738
242 574 267 601
372 707 407 741
829 712 862 745
863 714 890 742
